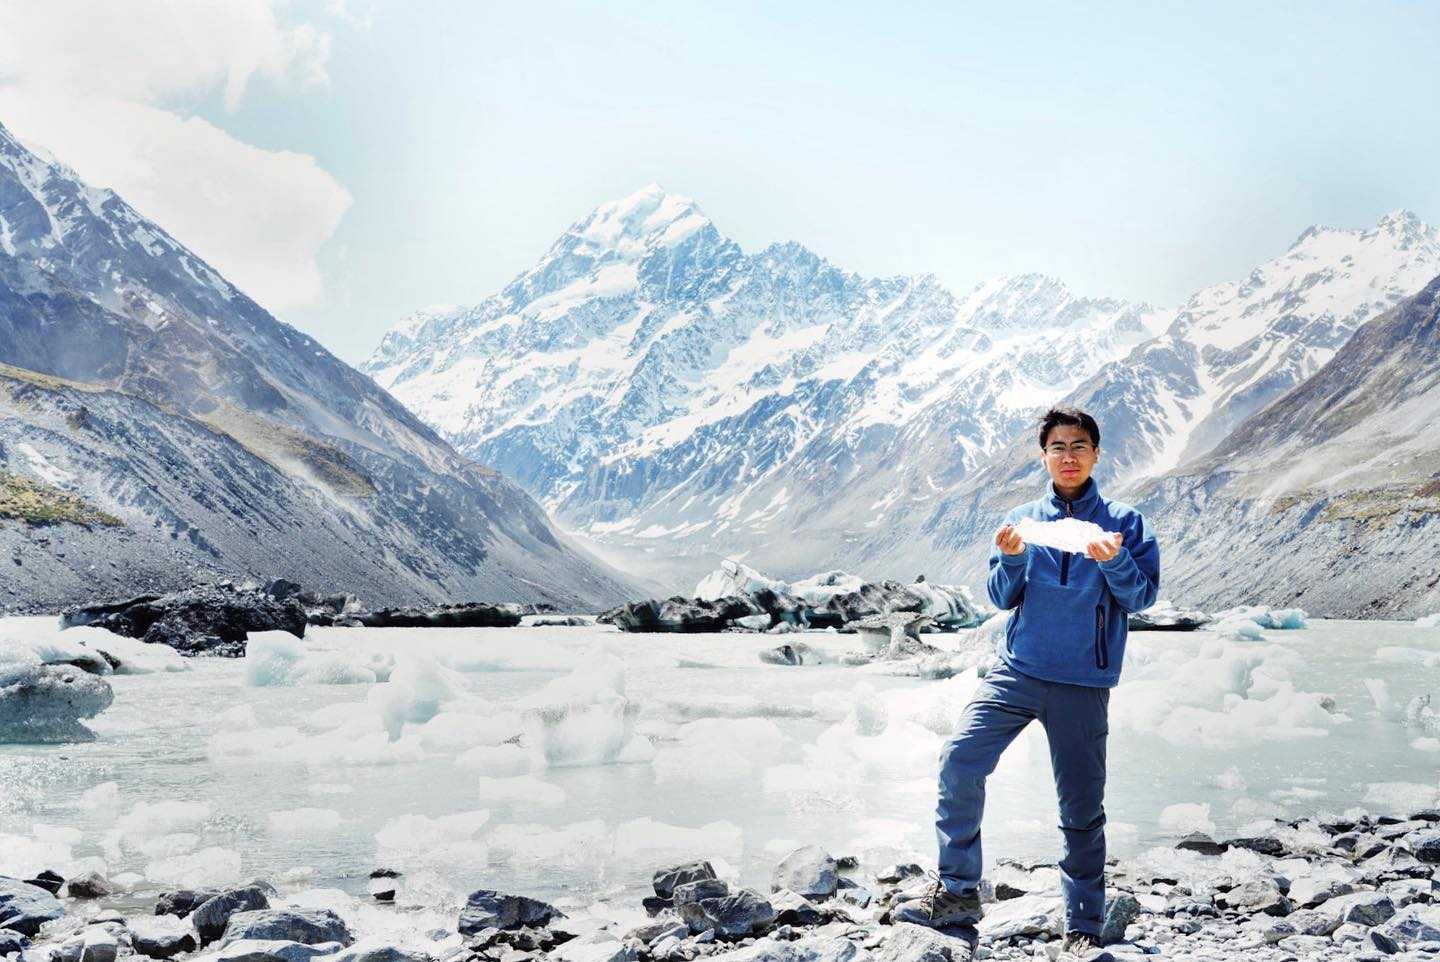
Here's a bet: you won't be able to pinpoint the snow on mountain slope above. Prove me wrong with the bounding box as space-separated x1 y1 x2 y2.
0 119 636 611
365 185 1164 587
1131 273 1440 617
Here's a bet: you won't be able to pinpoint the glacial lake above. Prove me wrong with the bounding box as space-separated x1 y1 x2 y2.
2 616 1437 935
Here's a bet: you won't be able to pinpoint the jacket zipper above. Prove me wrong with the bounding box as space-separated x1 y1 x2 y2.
1094 603 1108 670
1059 499 1073 585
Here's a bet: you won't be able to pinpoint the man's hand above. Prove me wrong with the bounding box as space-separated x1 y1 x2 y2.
995 524 1026 556
1085 532 1124 563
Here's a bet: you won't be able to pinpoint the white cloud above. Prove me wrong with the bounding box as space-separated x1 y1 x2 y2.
0 0 350 311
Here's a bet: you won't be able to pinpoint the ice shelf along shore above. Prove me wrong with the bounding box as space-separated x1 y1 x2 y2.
0 614 1438 937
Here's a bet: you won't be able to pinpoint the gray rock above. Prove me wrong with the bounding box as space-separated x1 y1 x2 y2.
194 886 272 946
653 862 718 900
677 889 776 939
546 931 636 962
456 890 564 935
1315 892 1395 927
1367 928 1401 954
316 943 431 962
1217 880 1290 916
876 864 924 885
705 934 864 961
23 872 63 896
128 915 197 959
78 928 118 962
0 929 29 954
219 910 352 948
0 877 65 936
1287 877 1361 908
769 890 826 928
771 847 838 901
64 873 113 900
673 879 729 905
875 922 972 961
1100 893 1140 944
0 665 114 743
1378 904 1440 943
156 888 220 917
1174 833 1227 856
1409 830 1440 863
207 939 341 962
976 894 1064 939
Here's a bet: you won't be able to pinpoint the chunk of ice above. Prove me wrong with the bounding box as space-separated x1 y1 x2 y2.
1014 517 1110 554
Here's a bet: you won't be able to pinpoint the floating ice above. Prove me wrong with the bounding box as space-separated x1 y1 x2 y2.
519 646 645 769
245 632 378 687
1214 617 1264 641
456 743 530 775
788 570 867 606
694 559 787 601
1363 781 1440 814
375 810 490 872
1210 767 1247 791
144 846 242 888
1213 605 1309 630
1414 613 1440 628
1013 517 1111 554
368 656 460 739
118 800 211 839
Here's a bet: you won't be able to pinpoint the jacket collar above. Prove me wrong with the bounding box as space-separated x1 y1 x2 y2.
1043 476 1101 514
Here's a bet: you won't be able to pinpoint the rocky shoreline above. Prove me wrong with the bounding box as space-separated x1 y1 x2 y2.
2 808 1438 962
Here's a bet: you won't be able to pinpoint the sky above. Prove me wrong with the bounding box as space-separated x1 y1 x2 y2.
1 0 1438 363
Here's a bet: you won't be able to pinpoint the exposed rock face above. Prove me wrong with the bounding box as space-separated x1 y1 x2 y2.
0 664 113 742
61 582 306 657
0 120 636 615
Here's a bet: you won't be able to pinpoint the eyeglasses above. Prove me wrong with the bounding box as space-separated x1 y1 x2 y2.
1044 441 1094 456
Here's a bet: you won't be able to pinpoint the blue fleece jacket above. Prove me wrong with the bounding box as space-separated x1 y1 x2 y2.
986 477 1160 688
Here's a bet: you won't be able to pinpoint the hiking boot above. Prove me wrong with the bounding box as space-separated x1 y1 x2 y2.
885 873 982 927
1060 930 1107 958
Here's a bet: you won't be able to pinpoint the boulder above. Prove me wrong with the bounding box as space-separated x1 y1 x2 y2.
61 583 307 657
768 890 826 928
653 862 718 900
1174 832 1227 856
24 871 64 896
0 929 29 955
128 915 197 959
219 910 352 948
1408 830 1440 863
354 603 523 629
78 927 119 962
317 942 432 962
193 886 272 946
0 665 114 743
1100 892 1141 943
64 873 112 900
457 890 565 935
976 894 1064 940
673 879 729 905
530 616 593 627
1315 892 1396 928
0 877 64 936
676 889 776 939
875 923 972 962
208 939 342 962
156 888 219 917
1378 904 1440 943
771 846 838 901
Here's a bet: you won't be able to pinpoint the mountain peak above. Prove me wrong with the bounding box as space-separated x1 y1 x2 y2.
568 184 712 255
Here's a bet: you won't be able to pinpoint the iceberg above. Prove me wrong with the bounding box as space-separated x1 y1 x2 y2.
694 559 787 601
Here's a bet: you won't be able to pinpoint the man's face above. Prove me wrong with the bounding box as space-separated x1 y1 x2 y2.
1040 423 1099 489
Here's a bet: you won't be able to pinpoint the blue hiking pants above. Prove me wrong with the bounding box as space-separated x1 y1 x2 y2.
935 659 1110 935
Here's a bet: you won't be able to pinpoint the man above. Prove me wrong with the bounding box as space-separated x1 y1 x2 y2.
890 407 1160 957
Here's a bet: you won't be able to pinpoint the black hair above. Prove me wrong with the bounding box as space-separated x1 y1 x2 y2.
1038 407 1100 449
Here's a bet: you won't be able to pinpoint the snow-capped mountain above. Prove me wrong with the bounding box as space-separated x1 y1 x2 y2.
1132 273 1440 617
364 185 1165 587
0 119 636 611
862 210 1440 604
